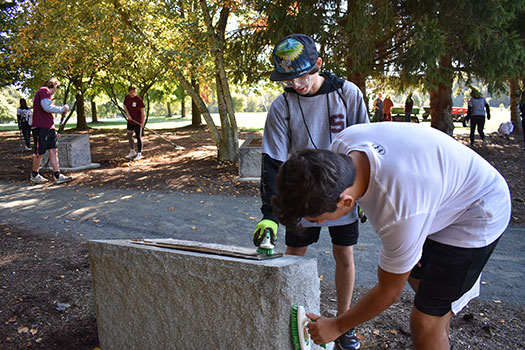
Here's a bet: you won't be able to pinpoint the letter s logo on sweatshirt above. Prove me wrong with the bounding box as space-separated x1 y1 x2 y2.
330 114 345 133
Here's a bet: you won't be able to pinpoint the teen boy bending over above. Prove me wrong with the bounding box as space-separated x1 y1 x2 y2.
272 123 511 349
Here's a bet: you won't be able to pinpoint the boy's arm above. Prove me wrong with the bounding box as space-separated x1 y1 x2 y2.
260 153 283 222
41 98 66 114
307 267 410 345
124 105 132 121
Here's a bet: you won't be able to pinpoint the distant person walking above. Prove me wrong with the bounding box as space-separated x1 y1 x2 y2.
382 96 393 121
404 93 414 123
373 93 383 122
17 98 32 150
123 85 145 161
30 78 72 184
467 88 490 147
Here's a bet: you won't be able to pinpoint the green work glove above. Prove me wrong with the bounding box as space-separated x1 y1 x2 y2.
253 219 278 247
358 206 367 223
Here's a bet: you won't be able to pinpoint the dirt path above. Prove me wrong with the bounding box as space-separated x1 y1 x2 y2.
1 180 524 305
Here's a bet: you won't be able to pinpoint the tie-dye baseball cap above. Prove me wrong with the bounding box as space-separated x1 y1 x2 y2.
270 34 319 81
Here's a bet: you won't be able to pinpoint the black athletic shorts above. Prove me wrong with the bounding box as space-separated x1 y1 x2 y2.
127 121 142 133
410 236 501 316
285 220 359 247
32 127 57 155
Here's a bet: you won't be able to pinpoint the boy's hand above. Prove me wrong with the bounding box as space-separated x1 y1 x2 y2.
305 313 342 346
253 219 278 247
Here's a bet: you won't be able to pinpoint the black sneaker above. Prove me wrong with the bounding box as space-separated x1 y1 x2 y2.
335 328 360 349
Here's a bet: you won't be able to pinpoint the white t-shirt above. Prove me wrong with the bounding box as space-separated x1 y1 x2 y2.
331 123 511 274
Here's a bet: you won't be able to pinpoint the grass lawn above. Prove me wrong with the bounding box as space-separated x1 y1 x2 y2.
0 109 512 134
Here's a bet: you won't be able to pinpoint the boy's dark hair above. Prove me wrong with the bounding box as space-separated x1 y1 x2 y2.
44 78 59 89
272 149 356 230
128 85 137 92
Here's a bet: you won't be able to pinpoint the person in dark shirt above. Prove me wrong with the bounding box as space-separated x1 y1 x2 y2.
17 98 32 150
30 78 72 184
405 93 414 123
123 85 146 161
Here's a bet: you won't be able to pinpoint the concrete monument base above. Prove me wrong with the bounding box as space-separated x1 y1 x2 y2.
42 133 100 171
237 135 262 182
89 239 322 350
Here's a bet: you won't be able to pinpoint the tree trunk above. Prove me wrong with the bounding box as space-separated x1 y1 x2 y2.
347 71 366 98
199 0 238 161
171 68 221 148
191 78 201 126
71 77 88 130
75 92 88 130
91 100 98 123
181 94 186 118
112 0 224 159
429 82 454 136
429 55 454 136
215 73 235 160
144 92 150 127
510 78 521 132
167 102 172 118
347 71 367 112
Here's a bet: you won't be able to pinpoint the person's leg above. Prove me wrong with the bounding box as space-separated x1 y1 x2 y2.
31 128 43 172
285 246 308 256
32 153 42 172
135 125 143 153
409 268 454 348
48 148 60 172
284 226 321 256
48 145 72 183
521 114 524 148
329 222 360 349
478 117 486 143
22 124 31 148
127 130 135 150
332 244 355 315
410 308 453 350
125 122 137 159
30 128 48 183
409 237 501 350
469 117 477 146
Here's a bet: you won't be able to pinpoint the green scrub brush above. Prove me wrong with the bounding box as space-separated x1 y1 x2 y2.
256 228 274 255
291 304 326 350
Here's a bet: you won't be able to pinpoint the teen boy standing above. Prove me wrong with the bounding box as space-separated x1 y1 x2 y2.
253 33 369 350
30 78 72 184
123 85 145 161
272 122 511 349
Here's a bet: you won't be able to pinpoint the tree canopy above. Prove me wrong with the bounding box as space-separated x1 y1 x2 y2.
1 0 524 150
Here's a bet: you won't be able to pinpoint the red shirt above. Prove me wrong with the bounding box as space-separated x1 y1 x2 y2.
32 87 55 129
124 95 145 123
